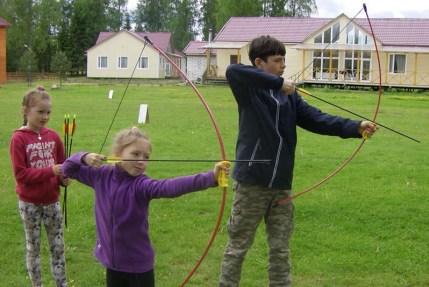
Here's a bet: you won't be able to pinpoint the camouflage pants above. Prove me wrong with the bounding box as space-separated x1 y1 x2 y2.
219 181 294 287
18 200 67 287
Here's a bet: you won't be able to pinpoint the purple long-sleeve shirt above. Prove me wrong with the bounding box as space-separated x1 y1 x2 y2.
62 152 218 273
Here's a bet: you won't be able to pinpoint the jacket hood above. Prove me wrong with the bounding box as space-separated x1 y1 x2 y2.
15 126 49 135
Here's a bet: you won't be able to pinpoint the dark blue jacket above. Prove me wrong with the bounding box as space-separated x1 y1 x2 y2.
226 64 361 190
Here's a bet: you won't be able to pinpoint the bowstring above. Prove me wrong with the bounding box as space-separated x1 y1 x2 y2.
95 39 150 267
99 40 148 154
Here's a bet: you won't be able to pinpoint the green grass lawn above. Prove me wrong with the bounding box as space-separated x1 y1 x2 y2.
0 81 428 287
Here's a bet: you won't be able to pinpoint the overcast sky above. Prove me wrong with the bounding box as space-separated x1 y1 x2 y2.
127 0 429 18
315 0 429 18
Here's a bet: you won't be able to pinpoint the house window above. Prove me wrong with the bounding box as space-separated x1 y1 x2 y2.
344 51 371 81
314 22 340 44
346 24 372 45
164 62 172 77
138 57 148 69
312 50 339 80
389 54 406 74
230 55 238 64
98 56 108 68
118 57 128 69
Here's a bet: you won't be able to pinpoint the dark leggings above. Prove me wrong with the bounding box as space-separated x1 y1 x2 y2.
106 268 155 287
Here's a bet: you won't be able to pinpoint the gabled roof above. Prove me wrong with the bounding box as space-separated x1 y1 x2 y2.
354 18 429 46
215 17 332 43
94 30 173 53
183 41 216 55
0 18 11 27
215 16 429 47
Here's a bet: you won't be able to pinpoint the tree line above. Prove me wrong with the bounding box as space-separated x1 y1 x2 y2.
0 0 317 76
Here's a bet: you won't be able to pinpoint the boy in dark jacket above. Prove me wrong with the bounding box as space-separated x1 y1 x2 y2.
219 35 378 287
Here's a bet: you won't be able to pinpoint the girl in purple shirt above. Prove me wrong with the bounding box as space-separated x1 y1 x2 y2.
62 126 229 287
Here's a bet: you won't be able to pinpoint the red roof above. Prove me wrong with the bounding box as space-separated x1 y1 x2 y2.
0 18 11 27
215 17 332 43
354 18 429 46
215 16 429 47
95 31 173 53
183 41 216 55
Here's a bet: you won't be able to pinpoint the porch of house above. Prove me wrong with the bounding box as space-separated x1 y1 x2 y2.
203 75 429 91
298 79 429 91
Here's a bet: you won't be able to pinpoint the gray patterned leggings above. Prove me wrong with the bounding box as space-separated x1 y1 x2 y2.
18 200 67 287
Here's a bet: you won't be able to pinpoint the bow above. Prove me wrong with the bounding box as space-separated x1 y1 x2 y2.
277 4 382 206
96 34 228 284
143 36 228 286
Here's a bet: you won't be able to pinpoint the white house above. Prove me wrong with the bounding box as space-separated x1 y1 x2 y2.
183 41 216 82
87 30 183 79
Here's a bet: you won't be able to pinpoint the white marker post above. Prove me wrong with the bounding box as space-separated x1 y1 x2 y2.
138 104 149 123
108 90 114 99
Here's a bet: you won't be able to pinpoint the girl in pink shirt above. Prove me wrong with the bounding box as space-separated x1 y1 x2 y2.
10 87 71 287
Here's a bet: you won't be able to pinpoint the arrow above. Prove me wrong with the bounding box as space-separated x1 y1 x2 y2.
296 87 420 143
102 157 271 164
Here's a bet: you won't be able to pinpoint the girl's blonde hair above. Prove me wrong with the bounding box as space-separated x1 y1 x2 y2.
112 126 152 155
22 87 51 125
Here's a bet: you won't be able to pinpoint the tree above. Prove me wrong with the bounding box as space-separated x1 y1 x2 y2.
32 0 65 72
2 0 36 72
123 11 132 30
215 0 262 32
1 0 66 72
287 0 317 17
51 51 72 86
134 0 171 32
200 0 217 41
262 0 291 16
19 48 38 85
57 0 74 66
106 0 129 30
68 0 110 75
169 0 199 50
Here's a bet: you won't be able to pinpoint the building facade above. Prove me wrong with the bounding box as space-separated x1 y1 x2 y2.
0 18 11 84
204 15 429 89
87 30 183 79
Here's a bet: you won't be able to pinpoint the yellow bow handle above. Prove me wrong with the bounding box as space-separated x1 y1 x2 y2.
218 161 231 188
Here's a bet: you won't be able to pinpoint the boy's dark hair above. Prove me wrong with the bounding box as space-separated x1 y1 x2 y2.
248 35 286 66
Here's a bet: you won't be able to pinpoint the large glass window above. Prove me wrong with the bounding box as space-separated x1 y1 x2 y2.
346 24 372 45
97 56 107 68
312 50 339 80
314 22 340 44
389 54 406 74
344 51 371 81
312 23 375 82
